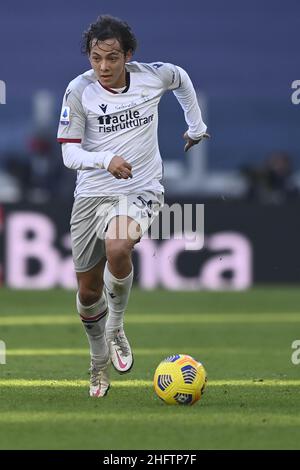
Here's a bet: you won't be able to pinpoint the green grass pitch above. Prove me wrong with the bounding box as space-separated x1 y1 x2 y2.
0 287 300 450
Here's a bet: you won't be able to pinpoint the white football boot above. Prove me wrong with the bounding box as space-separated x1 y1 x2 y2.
89 359 110 397
107 329 134 374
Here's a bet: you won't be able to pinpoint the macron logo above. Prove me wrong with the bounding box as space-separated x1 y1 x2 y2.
99 103 108 114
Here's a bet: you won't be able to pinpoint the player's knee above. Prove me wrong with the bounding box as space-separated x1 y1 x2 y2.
106 239 132 265
78 287 101 306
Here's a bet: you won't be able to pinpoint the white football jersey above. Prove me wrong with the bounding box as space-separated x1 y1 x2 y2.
57 61 207 197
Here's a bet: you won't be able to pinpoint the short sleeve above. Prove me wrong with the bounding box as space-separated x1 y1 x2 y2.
57 84 86 143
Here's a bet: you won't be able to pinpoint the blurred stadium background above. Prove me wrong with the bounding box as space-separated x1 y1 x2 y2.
0 0 300 450
0 0 299 289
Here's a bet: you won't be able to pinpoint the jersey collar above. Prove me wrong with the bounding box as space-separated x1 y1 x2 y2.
98 71 130 95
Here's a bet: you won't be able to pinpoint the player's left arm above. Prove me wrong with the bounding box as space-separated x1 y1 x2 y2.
162 64 210 152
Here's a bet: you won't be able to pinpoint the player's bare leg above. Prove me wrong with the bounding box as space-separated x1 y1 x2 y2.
76 258 110 397
104 216 141 373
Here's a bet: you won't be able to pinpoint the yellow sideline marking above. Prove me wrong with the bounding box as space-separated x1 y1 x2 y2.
1 379 300 387
0 313 300 326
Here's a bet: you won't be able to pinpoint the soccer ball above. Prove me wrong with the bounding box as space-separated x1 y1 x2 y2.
153 354 207 405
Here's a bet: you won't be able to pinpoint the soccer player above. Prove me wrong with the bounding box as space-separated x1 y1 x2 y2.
57 15 209 397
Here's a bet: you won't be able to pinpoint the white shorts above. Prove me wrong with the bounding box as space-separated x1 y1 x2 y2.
70 190 164 272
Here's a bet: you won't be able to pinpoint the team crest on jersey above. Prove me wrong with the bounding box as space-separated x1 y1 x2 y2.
60 106 70 125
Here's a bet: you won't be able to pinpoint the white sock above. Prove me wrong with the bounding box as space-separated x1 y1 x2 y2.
104 262 133 340
76 292 109 368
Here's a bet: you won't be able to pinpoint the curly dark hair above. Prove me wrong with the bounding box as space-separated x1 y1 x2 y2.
82 15 137 56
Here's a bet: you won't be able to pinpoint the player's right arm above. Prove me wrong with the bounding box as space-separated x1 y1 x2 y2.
61 144 132 179
57 83 132 179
